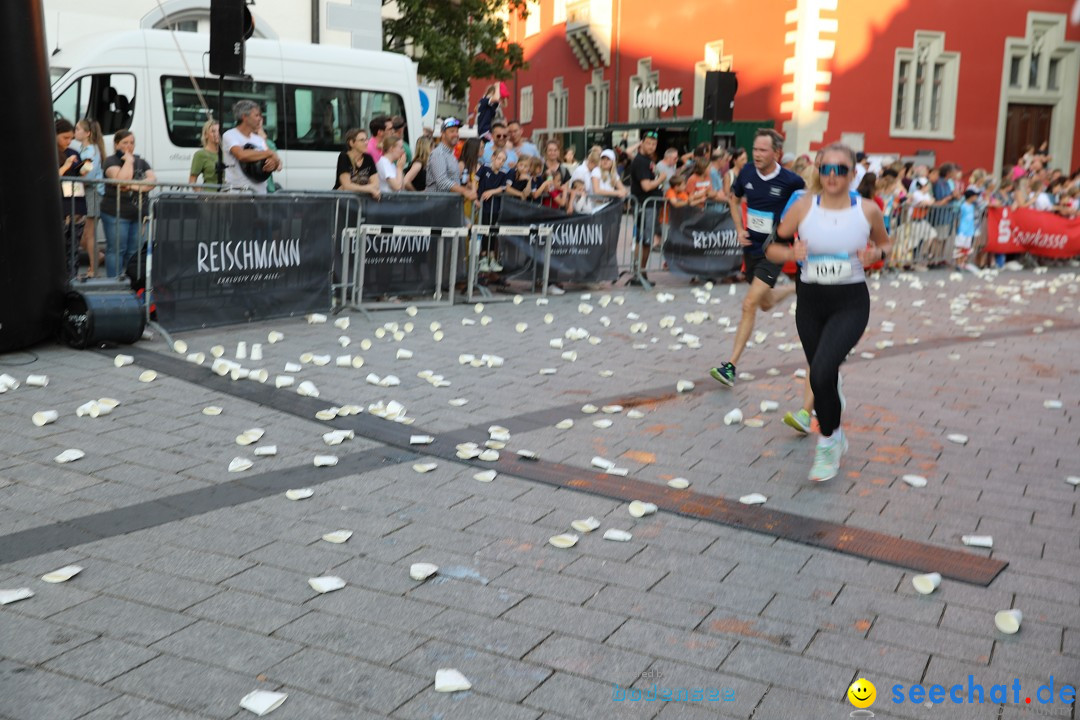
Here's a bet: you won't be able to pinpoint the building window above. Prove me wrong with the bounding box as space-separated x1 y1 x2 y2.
553 0 566 24
547 77 568 129
890 31 959 140
1048 56 1061 90
1009 56 1023 87
520 85 534 124
584 69 609 127
525 1 541 38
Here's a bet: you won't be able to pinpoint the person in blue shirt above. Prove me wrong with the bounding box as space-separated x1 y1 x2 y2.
481 122 518 168
710 129 804 388
954 188 978 268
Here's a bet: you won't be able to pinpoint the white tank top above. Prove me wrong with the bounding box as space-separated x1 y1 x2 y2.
797 195 871 285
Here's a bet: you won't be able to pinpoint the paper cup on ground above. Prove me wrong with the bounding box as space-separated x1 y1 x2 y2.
410 563 438 581
76 401 100 417
267 331 284 343
724 409 743 425
32 410 59 427
296 381 319 397
41 565 82 583
26 375 48 388
308 576 345 593
434 668 472 693
250 344 263 361
274 375 295 389
239 690 287 716
912 572 942 595
113 354 134 367
186 352 206 365
994 609 1022 634
0 588 34 605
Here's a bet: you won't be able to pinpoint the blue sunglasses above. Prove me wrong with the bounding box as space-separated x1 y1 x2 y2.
820 164 851 177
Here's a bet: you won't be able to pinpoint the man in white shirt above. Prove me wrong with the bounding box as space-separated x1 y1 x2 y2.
654 147 679 188
508 121 540 159
222 100 280 194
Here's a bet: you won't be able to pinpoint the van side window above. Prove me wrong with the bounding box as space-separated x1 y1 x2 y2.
52 73 136 135
284 85 405 152
161 76 281 147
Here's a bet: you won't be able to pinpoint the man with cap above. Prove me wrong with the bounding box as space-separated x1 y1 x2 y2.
628 130 664 282
428 118 476 202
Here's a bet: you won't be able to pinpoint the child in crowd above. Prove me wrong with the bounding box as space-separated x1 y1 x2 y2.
567 179 594 214
508 156 538 200
475 83 503 141
75 118 105 277
661 174 689 229
954 188 978 269
475 148 513 273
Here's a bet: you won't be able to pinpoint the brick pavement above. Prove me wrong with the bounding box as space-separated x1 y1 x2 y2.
0 267 1078 719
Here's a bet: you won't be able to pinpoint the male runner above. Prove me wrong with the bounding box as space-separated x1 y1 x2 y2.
710 129 804 387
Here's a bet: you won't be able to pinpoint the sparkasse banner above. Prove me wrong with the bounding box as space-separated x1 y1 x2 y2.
151 194 334 331
986 206 1080 257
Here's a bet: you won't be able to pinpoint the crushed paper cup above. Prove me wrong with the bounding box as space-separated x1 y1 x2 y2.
739 493 768 505
253 445 276 457
32 410 59 427
962 535 993 548
0 588 34 605
1043 399 1063 409
912 572 941 595
548 533 579 549
239 689 288 716
902 474 928 488
742 418 765 428
267 331 285 344
299 352 315 364
516 449 538 460
555 419 574 429
285 488 314 500
413 462 437 473
677 380 695 393
396 348 413 360
55 449 84 464
76 401 101 418
571 517 601 533
41 565 83 583
307 575 345 593
603 529 632 542
410 435 434 445
229 457 253 473
1067 476 1080 486
474 469 497 482
313 455 338 468
312 355 331 367
628 501 657 518
138 370 157 383
448 398 468 407
581 404 599 414
602 405 623 414
515 323 528 333
315 409 338 421
794 369 807 378
322 530 352 544
25 374 48 388
627 409 644 419
409 563 438 581
539 368 557 375
724 409 744 425
296 381 319 398
334 317 351 331
478 449 499 462
274 375 295 389
236 428 265 445
306 313 327 324
114 354 134 367
592 419 613 429
947 434 969 445
667 478 690 490
759 400 779 413
434 668 472 693
592 456 615 471
0 373 19 390
994 609 1022 634
186 352 206 365
98 398 120 410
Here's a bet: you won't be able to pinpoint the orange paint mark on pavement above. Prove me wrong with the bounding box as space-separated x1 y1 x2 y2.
624 450 656 464
854 619 872 633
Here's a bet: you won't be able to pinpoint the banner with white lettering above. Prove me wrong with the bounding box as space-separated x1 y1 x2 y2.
985 206 1080 257
356 193 465 297
151 194 334 331
495 198 621 283
662 204 743 277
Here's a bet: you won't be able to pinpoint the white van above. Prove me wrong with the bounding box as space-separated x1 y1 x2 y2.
50 29 421 191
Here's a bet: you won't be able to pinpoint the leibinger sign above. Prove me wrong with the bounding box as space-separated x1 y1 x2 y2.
633 85 683 112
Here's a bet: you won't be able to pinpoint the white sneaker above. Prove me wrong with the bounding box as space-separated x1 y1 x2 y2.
488 258 504 273
477 257 491 273
547 285 565 296
809 431 847 482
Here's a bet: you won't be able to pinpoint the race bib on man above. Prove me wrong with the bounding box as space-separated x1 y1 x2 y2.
746 208 774 234
805 253 853 284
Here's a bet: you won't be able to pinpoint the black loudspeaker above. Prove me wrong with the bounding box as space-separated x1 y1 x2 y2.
62 291 146 349
209 0 253 76
703 71 738 123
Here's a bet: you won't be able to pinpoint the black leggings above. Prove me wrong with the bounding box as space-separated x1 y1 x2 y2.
795 281 870 437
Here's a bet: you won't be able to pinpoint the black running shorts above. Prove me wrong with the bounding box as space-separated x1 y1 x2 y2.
743 250 780 287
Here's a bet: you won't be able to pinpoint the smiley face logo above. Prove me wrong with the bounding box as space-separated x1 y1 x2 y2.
847 678 876 708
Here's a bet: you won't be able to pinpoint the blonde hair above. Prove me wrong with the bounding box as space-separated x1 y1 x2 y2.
76 117 105 161
586 146 602 166
379 133 400 154
200 119 219 149
819 142 856 168
412 136 432 166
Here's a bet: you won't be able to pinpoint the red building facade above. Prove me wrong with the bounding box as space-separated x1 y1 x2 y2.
471 0 1080 177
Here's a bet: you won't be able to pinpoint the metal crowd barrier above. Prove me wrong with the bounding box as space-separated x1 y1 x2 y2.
466 223 554 301
886 201 960 268
344 223 468 313
61 176 225 284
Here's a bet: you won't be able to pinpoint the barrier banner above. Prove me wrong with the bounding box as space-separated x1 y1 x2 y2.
356 193 464 297
662 204 743 277
986 206 1080 257
495 198 621 282
151 194 334 331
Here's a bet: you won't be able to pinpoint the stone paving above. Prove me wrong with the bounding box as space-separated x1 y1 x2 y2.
0 267 1077 720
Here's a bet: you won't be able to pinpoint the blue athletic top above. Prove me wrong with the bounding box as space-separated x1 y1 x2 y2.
733 164 805 256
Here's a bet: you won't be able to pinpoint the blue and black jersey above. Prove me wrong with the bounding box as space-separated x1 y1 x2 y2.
732 164 805 256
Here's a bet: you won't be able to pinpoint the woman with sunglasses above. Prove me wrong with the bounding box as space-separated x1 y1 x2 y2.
766 143 889 482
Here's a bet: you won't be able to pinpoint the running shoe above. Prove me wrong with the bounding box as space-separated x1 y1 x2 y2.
808 431 848 482
837 372 846 412
547 284 565 296
783 408 812 434
489 258 504 273
477 257 491 273
710 362 736 387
